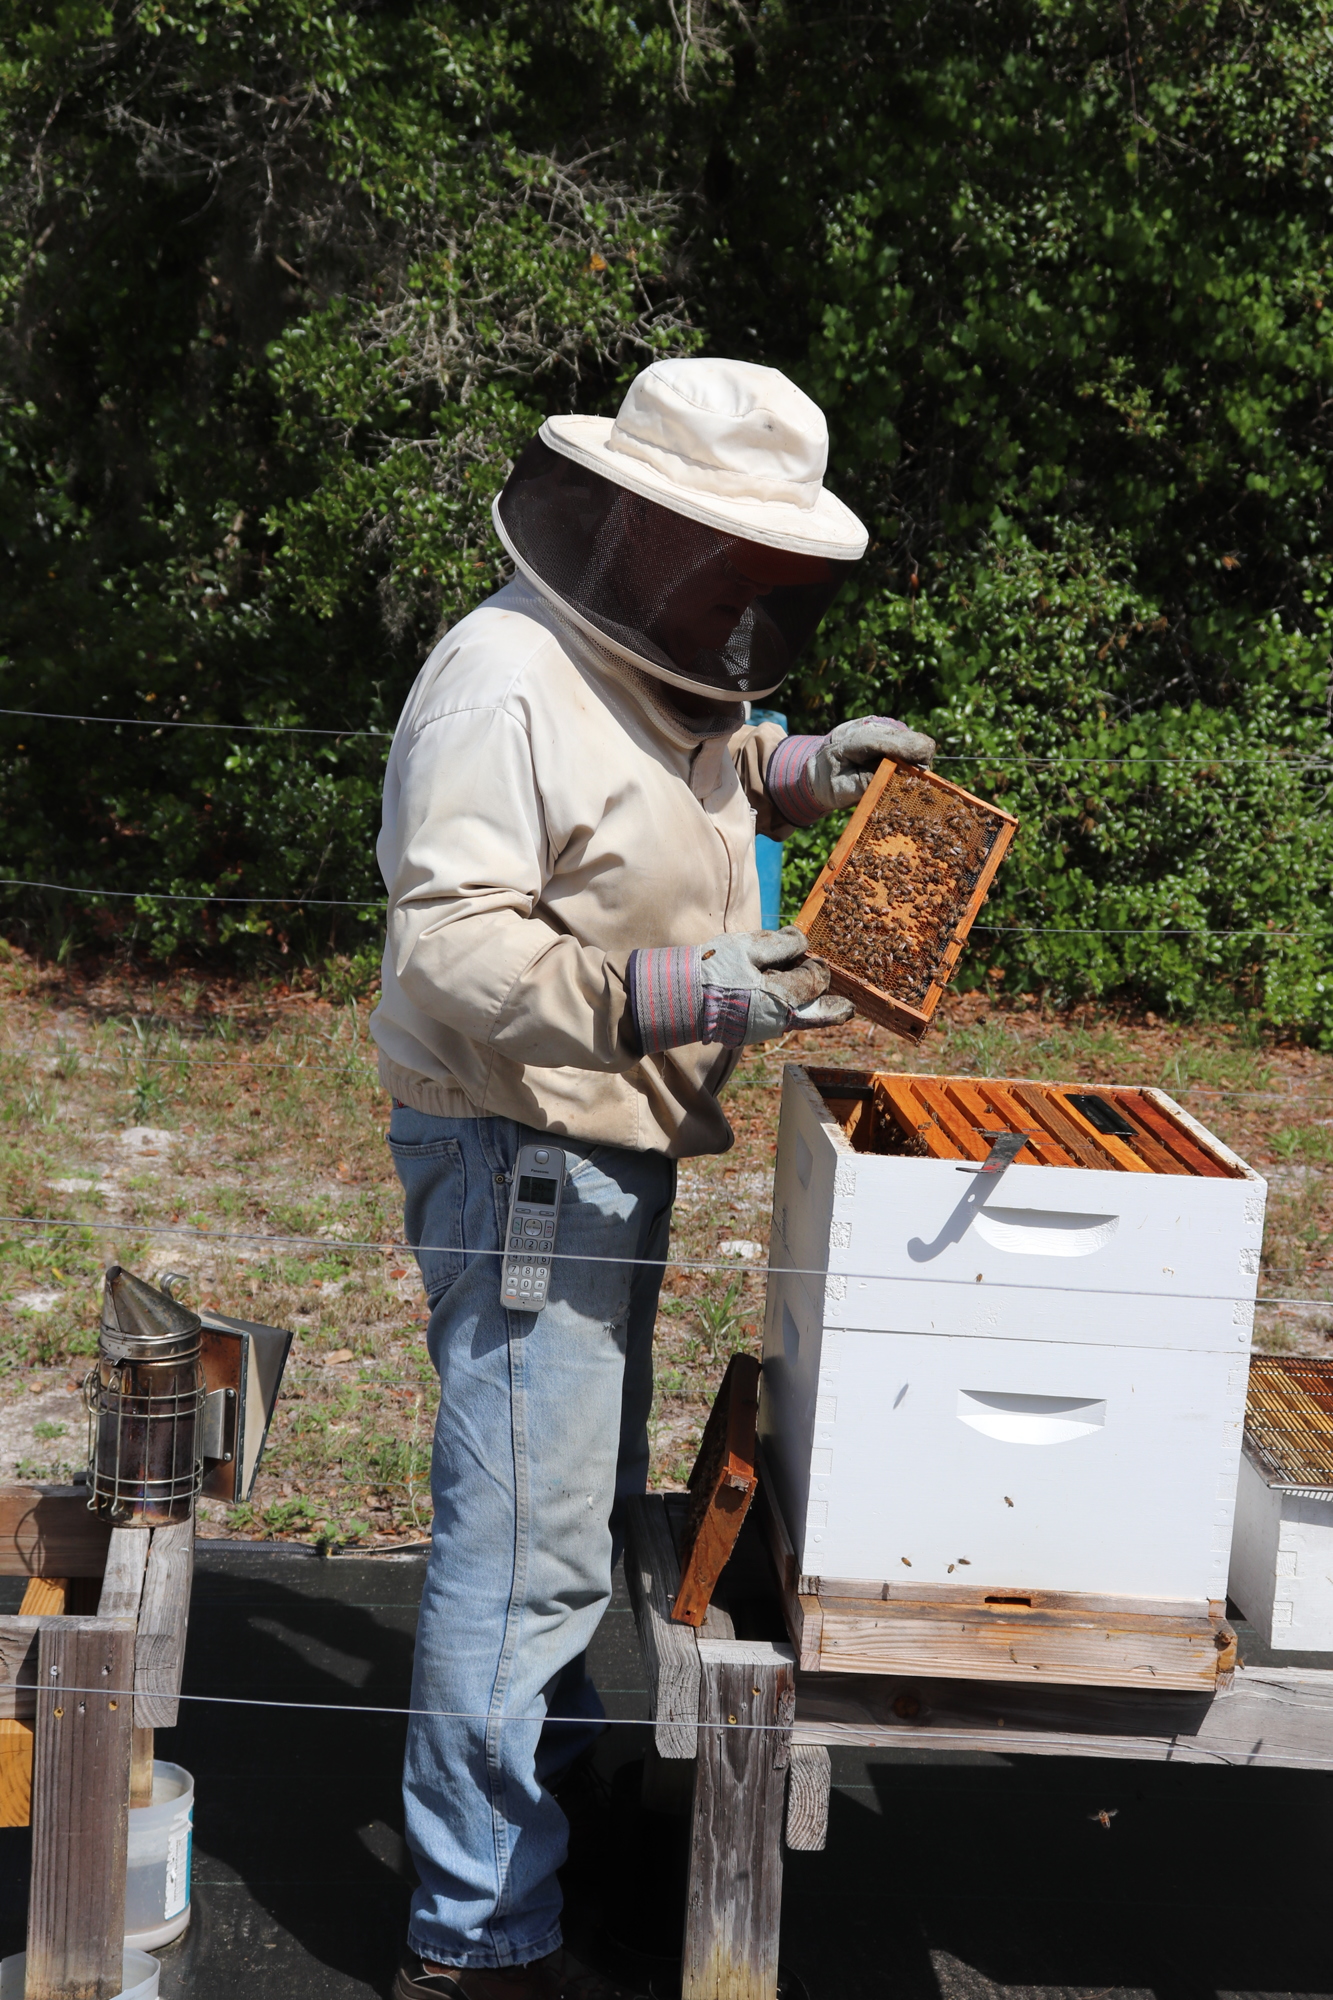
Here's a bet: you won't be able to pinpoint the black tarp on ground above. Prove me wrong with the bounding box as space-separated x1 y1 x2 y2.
3 1545 1333 1999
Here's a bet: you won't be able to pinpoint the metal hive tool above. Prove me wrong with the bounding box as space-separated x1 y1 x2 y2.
795 762 1018 1042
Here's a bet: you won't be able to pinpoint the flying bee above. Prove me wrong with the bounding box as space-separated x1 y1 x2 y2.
1089 1808 1118 1830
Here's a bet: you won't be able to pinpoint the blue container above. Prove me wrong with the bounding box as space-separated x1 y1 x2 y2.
749 708 787 930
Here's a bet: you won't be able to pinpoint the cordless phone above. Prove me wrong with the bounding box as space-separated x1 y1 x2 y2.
500 1143 567 1311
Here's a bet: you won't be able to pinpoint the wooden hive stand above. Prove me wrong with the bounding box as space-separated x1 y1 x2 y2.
624 1437 1333 2000
0 1482 194 2000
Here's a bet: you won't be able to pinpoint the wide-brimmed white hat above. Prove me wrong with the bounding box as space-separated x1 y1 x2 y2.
540 357 868 561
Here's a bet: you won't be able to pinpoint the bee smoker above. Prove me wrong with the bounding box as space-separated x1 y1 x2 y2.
86 1265 206 1524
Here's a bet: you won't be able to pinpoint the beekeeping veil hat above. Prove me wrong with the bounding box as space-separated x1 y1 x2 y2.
492 357 869 700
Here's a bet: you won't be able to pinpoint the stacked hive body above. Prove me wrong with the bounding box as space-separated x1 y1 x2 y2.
795 763 1018 1041
758 1065 1267 1690
1229 1357 1333 1649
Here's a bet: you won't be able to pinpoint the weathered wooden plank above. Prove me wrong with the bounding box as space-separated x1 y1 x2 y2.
0 1617 77 1722
97 1527 149 1623
0 1717 33 1827
812 1578 1210 1617
134 1515 194 1728
0 1486 111 1579
673 1355 760 1628
790 1665 1333 1770
624 1494 701 1759
784 1742 830 1853
813 1594 1233 1691
683 1639 796 2000
25 1618 134 2000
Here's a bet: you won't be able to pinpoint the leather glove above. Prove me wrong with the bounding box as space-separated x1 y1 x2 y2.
807 716 937 811
629 926 854 1052
764 715 937 826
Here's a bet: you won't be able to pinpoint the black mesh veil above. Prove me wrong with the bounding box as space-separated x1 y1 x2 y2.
493 436 857 699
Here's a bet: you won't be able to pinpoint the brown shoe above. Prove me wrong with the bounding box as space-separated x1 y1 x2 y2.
393 1949 644 2000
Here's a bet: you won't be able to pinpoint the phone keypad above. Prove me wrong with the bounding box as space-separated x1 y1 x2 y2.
501 1201 557 1310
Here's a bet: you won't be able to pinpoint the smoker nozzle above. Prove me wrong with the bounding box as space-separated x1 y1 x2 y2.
100 1263 202 1360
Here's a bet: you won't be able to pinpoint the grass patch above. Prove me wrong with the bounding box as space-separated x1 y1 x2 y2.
0 945 1330 1535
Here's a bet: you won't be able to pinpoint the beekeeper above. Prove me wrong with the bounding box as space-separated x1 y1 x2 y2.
373 357 935 2000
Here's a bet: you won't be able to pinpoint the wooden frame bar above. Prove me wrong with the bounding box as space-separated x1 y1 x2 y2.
795 761 1019 1042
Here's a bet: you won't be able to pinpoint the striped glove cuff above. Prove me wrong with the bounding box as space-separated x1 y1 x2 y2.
628 945 702 1052
762 733 827 828
627 947 755 1051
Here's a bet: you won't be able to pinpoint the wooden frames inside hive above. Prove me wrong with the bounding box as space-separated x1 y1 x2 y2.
794 762 1019 1042
805 1066 1245 1176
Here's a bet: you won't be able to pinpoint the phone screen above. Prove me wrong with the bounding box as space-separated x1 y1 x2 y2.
518 1175 559 1206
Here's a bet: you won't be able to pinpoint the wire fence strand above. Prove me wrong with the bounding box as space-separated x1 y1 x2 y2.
0 707 389 737
0 1207 1321 1310
0 877 378 908
2 1040 1330 1100
0 875 1328 938
21 1676 1333 1764
3 704 1332 768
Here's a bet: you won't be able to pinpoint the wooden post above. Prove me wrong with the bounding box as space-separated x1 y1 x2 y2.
624 1494 701 1759
134 1518 194 1729
682 1638 796 2000
97 1528 155 1805
25 1617 134 2000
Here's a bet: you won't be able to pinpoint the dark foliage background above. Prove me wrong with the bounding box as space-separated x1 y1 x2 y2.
1 1 1330 1029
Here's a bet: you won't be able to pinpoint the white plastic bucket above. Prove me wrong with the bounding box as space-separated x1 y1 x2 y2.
124 1760 194 1950
1 1949 159 1999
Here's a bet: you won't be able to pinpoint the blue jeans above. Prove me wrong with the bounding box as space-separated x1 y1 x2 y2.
388 1108 675 1969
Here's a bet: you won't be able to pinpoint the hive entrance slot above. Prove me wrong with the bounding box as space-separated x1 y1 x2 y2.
984 1595 1032 1608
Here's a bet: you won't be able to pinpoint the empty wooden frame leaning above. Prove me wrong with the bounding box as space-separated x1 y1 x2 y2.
795 761 1018 1042
672 1352 760 1627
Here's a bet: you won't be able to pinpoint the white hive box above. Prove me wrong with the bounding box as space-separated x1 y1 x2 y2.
758 1065 1266 1688
1228 1357 1333 1650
